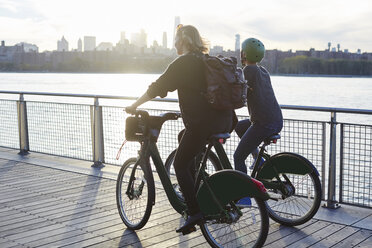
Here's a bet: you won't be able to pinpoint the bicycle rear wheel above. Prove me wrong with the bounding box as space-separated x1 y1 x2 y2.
116 157 155 230
200 197 269 248
165 149 221 201
265 171 321 226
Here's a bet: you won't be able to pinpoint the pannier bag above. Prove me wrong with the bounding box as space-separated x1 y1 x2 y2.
125 116 146 141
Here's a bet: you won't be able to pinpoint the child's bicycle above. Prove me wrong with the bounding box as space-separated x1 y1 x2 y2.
116 110 270 247
165 131 322 227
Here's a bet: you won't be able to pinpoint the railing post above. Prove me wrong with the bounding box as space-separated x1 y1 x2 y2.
90 97 105 168
321 122 326 200
325 111 340 208
17 94 29 155
339 124 344 204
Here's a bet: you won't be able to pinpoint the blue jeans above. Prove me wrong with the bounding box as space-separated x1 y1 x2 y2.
234 119 282 174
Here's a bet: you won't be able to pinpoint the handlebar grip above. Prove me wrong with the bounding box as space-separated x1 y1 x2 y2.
125 108 149 118
162 112 182 120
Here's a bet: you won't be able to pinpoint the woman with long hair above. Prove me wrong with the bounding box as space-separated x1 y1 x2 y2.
126 24 234 234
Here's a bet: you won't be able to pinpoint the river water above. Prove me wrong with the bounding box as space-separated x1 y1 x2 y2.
0 73 371 124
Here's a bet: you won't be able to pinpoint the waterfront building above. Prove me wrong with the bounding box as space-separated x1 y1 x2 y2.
96 42 113 51
77 38 82 52
0 41 23 63
210 45 224 55
173 16 180 48
84 36 96 51
130 29 147 48
15 42 39 53
120 32 126 44
162 32 167 49
235 34 240 52
57 36 69 52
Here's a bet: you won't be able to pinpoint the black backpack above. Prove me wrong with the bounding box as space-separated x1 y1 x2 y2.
200 54 247 110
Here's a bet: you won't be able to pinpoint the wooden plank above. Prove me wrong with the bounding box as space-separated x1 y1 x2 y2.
334 229 372 247
264 220 330 247
5 223 82 242
1 218 57 239
310 226 360 248
355 235 372 248
36 232 111 248
264 219 317 246
286 222 345 248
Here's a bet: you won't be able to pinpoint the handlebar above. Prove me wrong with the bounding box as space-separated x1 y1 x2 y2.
125 108 181 121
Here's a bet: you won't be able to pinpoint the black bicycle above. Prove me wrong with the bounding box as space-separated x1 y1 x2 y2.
165 131 322 226
116 110 270 247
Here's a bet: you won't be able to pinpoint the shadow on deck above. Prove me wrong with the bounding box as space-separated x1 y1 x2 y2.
1 147 372 248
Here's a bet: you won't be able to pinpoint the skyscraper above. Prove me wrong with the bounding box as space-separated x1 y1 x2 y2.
120 32 126 44
77 38 82 52
235 34 241 52
130 29 147 48
162 32 167 49
57 36 69 52
84 36 96 51
173 16 180 48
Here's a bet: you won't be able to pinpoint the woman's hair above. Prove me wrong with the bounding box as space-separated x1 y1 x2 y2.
176 25 209 53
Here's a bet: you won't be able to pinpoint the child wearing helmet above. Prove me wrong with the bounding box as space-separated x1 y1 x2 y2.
234 38 283 184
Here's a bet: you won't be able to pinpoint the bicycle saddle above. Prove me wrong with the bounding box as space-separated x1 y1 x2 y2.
264 134 281 145
209 133 230 144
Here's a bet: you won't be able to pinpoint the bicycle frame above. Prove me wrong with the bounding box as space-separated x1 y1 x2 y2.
250 144 319 199
136 139 187 215
196 139 270 215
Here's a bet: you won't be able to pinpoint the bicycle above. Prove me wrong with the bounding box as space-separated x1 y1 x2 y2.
116 109 270 247
165 132 322 227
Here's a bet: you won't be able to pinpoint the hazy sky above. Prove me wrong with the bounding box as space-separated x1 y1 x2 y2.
1 0 371 53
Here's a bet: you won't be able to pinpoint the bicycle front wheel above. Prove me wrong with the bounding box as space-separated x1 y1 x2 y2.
116 157 155 230
200 197 269 248
265 171 322 226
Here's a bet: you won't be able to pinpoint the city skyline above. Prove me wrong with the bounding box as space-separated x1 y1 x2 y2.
3 28 368 55
1 0 371 53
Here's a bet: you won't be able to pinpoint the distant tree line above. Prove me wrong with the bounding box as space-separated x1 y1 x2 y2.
0 56 175 73
1 55 372 76
274 55 372 76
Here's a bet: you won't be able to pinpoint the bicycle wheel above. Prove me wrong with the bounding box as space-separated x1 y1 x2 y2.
165 149 222 201
200 197 269 248
265 171 322 226
116 157 155 230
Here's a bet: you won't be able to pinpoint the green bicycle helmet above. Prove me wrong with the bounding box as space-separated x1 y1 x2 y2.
241 38 265 63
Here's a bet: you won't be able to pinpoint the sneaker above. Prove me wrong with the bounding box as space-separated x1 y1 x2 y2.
176 212 204 235
236 197 252 208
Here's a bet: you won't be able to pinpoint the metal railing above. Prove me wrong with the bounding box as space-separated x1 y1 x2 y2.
1 91 371 209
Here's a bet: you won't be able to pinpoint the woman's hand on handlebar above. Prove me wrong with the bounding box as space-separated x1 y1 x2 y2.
125 105 137 114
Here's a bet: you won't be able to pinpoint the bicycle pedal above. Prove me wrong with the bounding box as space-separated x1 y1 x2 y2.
181 226 197 235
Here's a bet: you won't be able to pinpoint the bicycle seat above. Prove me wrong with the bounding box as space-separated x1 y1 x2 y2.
209 133 230 144
264 134 281 145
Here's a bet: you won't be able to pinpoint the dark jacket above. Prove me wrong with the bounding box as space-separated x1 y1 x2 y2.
244 65 283 129
147 52 234 134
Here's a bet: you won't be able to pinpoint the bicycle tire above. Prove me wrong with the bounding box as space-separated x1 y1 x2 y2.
164 149 222 201
116 157 155 230
200 197 269 248
264 170 322 226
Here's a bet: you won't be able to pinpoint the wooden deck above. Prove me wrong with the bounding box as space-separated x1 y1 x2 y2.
1 148 372 248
